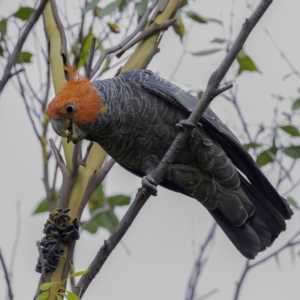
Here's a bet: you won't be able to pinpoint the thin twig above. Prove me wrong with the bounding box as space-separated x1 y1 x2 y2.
0 0 49 93
185 222 217 300
80 203 110 231
76 159 115 220
233 230 300 300
0 248 14 300
49 139 72 208
9 201 21 274
116 18 176 58
74 1 273 296
50 0 70 66
90 0 158 78
86 37 96 79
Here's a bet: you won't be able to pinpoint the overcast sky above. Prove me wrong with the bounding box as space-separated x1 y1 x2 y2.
1 0 300 300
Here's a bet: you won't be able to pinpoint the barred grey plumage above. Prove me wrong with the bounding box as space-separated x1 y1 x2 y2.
48 69 293 259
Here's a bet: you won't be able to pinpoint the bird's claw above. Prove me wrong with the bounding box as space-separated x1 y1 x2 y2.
176 120 196 130
142 175 158 196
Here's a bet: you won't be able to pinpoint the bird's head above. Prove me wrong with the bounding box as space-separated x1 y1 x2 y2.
46 66 106 143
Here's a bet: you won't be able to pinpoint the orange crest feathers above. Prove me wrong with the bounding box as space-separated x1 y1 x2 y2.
46 65 107 127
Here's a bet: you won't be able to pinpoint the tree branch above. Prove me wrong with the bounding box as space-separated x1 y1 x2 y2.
233 230 300 300
90 0 158 78
74 1 273 296
0 248 14 300
49 139 72 208
185 222 217 300
0 0 49 93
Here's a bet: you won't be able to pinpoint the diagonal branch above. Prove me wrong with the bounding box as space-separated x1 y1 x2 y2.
74 1 273 297
0 0 49 93
49 138 72 208
0 249 14 300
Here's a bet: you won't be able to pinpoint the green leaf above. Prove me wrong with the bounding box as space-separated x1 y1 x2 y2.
83 209 119 234
236 49 259 75
107 22 120 33
83 0 101 14
36 292 50 300
186 11 207 23
0 45 3 56
33 191 59 214
16 51 32 64
56 295 63 300
292 98 300 110
210 38 226 44
186 12 221 25
14 6 34 21
173 10 185 41
66 291 80 300
256 144 278 167
77 29 93 68
191 48 222 56
69 269 89 278
59 293 72 300
136 0 148 23
197 91 203 99
40 282 61 291
280 125 300 137
88 184 105 212
180 0 188 7
284 145 300 159
243 142 263 151
0 20 7 37
99 1 120 17
108 194 130 207
287 197 298 208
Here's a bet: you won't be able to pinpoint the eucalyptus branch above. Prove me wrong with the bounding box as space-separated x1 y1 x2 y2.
74 1 273 296
50 0 70 66
0 0 49 93
233 230 300 300
90 0 159 78
0 249 14 300
116 18 176 58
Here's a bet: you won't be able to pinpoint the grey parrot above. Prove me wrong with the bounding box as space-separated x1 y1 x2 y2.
46 68 293 259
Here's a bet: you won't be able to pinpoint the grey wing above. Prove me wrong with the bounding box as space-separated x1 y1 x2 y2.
133 69 292 220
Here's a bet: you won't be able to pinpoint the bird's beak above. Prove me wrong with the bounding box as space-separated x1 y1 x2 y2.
50 119 87 144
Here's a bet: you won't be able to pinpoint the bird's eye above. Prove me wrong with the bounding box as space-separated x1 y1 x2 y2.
66 103 75 114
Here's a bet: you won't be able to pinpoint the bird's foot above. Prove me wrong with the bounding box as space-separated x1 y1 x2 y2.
142 175 158 196
176 120 196 130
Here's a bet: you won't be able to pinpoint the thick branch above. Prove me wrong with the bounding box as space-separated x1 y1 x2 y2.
74 1 273 296
0 0 49 93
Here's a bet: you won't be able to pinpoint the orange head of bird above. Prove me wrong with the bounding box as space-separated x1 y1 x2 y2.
46 66 106 142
